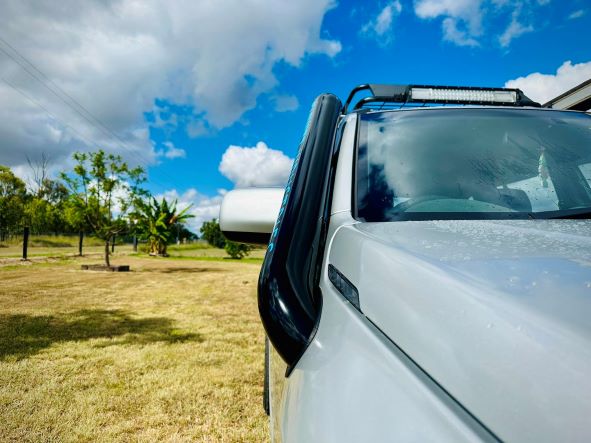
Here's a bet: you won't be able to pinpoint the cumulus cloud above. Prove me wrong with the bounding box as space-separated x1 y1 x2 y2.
504 60 591 104
219 141 293 188
160 141 186 159
186 120 210 138
272 94 300 112
568 9 585 20
413 0 548 48
361 1 402 45
156 187 226 232
498 9 534 47
414 0 483 46
0 0 340 172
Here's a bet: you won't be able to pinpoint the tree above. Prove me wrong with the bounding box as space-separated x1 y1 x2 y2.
0 165 27 241
199 219 226 248
135 197 193 256
25 153 50 195
60 150 146 267
224 241 252 259
24 178 70 234
199 219 252 259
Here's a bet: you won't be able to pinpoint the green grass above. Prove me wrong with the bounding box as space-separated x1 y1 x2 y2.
0 253 269 442
0 234 105 248
0 236 266 263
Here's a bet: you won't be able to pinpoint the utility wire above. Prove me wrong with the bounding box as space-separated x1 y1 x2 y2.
0 34 179 189
1 76 177 194
1 76 106 153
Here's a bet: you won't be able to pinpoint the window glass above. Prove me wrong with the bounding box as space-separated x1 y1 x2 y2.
356 109 591 221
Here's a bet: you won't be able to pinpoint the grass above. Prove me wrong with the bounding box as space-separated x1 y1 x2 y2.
0 235 266 262
0 234 112 259
0 253 269 442
166 243 266 261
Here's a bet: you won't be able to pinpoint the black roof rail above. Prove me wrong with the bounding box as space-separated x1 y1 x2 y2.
343 84 541 113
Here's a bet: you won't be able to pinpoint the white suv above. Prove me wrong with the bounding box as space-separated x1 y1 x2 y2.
220 84 591 443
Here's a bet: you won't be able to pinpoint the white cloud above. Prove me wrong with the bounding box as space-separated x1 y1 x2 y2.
361 1 402 45
498 9 534 47
504 60 591 104
161 141 186 159
441 16 480 46
186 120 209 138
272 94 300 112
413 0 548 48
414 0 483 46
0 0 340 172
156 187 226 232
568 9 585 20
219 141 293 188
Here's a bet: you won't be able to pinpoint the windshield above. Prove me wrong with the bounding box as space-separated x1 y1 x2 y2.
355 108 591 221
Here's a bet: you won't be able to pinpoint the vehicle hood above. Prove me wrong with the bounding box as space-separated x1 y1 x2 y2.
329 219 591 443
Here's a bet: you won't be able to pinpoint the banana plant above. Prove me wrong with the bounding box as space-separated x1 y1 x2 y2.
136 197 193 256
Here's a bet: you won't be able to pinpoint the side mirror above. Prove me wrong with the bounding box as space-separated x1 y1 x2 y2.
219 188 284 245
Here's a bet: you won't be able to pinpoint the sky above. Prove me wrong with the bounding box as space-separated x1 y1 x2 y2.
0 0 590 231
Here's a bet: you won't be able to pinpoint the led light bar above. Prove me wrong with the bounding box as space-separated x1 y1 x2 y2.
410 87 517 103
343 84 540 114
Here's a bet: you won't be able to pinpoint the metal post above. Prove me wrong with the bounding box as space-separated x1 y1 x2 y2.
78 231 83 256
22 226 29 261
133 235 138 252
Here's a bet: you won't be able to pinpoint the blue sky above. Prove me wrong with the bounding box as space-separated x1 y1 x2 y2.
0 0 590 230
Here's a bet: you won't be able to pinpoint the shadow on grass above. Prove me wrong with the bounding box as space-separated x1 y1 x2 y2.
0 309 202 360
150 267 225 274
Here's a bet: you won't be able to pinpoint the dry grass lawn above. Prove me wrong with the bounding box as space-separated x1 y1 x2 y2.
0 253 269 442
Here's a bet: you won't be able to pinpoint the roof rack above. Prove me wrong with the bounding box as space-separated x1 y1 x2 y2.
343 84 541 114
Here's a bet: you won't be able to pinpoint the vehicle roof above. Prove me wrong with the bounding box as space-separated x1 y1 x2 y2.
354 105 590 115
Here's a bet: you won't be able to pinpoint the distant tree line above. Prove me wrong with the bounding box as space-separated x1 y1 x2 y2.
0 164 74 240
0 151 198 265
1 150 255 263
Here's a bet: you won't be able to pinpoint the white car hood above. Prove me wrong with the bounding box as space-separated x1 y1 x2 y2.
329 219 591 443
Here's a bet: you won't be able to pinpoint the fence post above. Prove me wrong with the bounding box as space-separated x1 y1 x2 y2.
133 235 138 252
22 226 29 261
78 231 83 256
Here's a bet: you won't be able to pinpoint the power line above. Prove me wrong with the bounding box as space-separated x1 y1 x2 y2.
0 38 147 159
0 34 180 189
0 76 175 192
1 76 104 152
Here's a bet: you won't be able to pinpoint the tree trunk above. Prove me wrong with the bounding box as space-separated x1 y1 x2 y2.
104 240 110 267
78 231 83 256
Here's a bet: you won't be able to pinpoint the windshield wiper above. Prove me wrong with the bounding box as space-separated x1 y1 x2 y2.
532 208 591 220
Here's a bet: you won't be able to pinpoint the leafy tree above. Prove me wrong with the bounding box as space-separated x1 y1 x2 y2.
199 219 226 248
60 150 146 267
23 197 53 234
0 165 27 241
24 179 71 234
199 219 251 259
224 241 252 259
38 178 69 205
135 197 193 256
174 223 199 242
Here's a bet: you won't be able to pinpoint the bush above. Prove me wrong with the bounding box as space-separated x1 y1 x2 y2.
224 241 252 259
200 219 226 249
